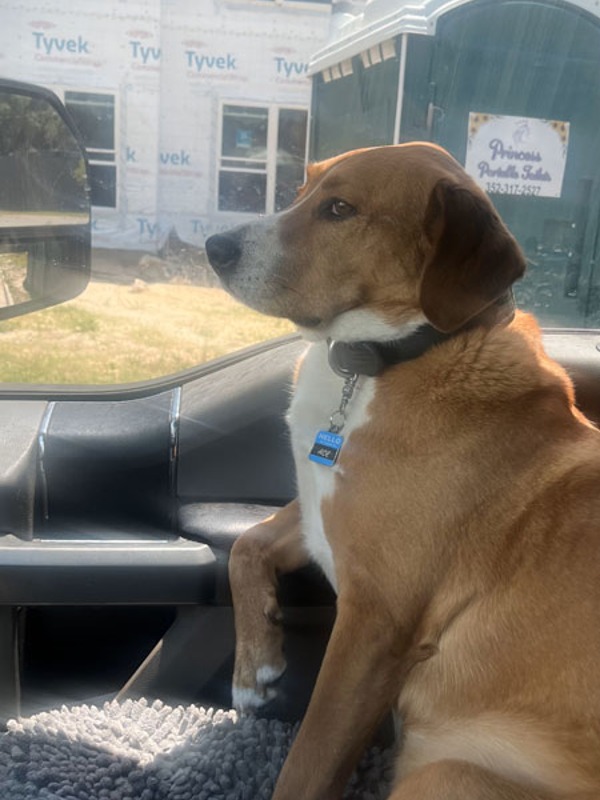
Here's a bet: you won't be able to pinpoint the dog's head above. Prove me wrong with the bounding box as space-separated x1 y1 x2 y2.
205 143 526 338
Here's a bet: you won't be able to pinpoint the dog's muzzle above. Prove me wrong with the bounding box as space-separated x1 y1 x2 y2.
205 232 242 276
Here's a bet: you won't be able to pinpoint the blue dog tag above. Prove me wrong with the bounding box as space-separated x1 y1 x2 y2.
309 430 344 467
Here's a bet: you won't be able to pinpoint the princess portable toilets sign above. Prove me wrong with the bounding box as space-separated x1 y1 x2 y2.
465 113 570 199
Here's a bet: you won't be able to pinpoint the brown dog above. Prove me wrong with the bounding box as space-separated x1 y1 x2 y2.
205 143 600 800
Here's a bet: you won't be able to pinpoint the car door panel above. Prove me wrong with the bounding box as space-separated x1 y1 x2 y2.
177 339 304 504
0 400 47 539
40 391 176 535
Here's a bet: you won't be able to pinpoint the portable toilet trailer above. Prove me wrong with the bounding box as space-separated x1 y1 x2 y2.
308 0 600 328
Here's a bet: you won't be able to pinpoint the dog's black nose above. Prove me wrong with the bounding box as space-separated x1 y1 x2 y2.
205 233 241 274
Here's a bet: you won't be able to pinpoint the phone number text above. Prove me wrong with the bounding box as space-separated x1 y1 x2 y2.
485 182 541 196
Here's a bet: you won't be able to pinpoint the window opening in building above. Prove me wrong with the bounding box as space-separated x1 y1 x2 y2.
219 104 308 214
64 91 116 208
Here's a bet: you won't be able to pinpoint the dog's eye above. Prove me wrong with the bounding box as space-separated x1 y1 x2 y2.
320 198 356 221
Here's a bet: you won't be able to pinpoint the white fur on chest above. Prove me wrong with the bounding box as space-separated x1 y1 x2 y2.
288 342 375 590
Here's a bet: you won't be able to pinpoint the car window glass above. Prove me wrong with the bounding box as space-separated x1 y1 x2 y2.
1 0 598 387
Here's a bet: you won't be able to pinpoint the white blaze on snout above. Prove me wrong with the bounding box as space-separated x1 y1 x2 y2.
223 215 285 308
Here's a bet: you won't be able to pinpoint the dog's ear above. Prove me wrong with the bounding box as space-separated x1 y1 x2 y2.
419 178 526 333
295 161 328 201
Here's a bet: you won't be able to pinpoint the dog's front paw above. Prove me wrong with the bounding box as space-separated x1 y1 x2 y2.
232 645 287 713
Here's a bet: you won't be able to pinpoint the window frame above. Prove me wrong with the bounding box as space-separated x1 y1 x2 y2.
216 100 308 216
52 86 119 212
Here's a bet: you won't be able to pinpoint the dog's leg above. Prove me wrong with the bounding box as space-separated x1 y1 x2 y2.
387 760 588 800
272 594 402 800
229 499 309 711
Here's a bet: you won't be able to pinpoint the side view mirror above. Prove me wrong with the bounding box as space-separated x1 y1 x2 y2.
0 79 91 320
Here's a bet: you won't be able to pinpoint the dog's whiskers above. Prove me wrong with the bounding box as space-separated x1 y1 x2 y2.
267 273 304 298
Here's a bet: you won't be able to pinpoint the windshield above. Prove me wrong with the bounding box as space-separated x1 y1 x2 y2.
1 0 598 386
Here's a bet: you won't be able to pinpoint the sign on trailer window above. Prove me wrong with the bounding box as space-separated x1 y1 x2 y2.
465 113 569 199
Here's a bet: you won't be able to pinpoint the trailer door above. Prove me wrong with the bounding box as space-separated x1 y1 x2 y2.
421 0 600 328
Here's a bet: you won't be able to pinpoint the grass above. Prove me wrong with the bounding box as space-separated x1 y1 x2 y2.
0 280 294 385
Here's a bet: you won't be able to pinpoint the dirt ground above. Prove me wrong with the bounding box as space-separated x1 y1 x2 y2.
0 245 294 385
91 236 219 287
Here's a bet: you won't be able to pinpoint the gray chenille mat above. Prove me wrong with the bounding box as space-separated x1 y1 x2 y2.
0 699 395 799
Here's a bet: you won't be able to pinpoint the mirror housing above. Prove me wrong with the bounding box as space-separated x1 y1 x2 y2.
0 79 91 320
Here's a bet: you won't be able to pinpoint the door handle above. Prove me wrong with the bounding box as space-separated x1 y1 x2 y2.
426 102 445 137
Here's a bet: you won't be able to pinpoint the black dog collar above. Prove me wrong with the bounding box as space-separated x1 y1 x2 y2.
327 327 450 377
327 291 516 378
